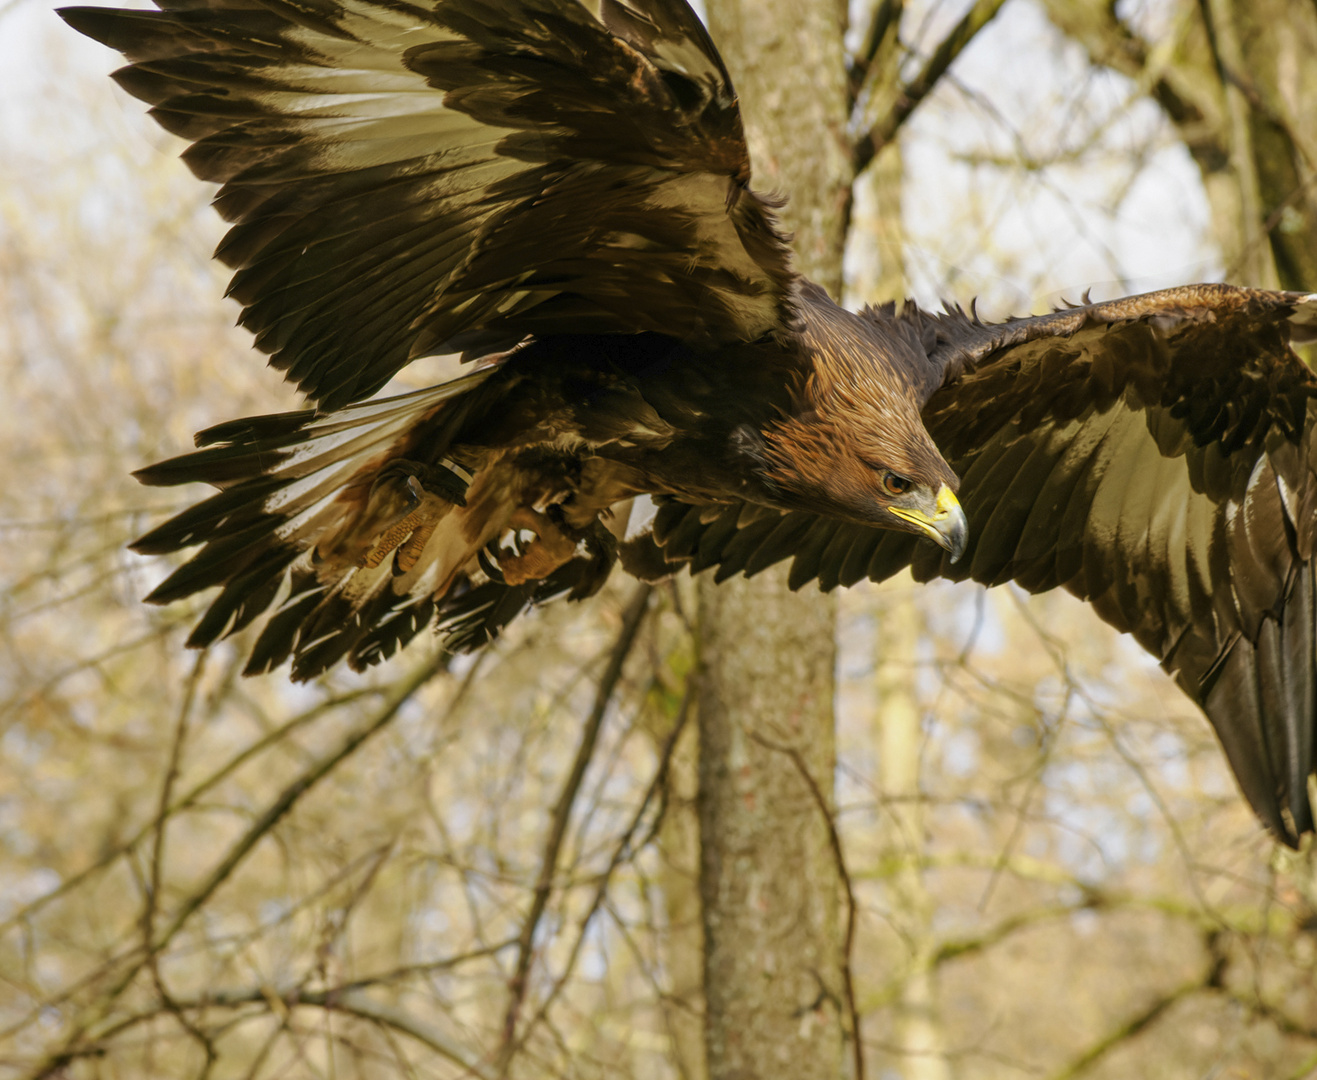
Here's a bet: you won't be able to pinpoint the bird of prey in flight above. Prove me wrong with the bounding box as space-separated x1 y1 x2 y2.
63 0 1317 844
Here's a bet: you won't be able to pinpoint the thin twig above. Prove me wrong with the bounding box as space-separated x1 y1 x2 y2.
854 0 1010 175
1285 1047 1317 1080
0 686 382 940
1006 591 1221 920
1043 980 1201 1080
510 678 693 1059
850 0 903 103
23 653 449 1080
44 985 501 1080
497 583 653 1066
146 652 206 945
144 654 221 1075
1044 943 1225 1080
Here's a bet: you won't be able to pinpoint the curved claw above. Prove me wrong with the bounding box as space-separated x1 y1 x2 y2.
477 542 506 584
359 460 469 571
498 507 579 586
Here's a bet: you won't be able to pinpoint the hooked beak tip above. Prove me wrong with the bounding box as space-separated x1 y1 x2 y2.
936 483 969 564
889 482 968 563
947 532 967 564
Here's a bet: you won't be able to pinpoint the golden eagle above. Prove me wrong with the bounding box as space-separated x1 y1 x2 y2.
64 0 1317 845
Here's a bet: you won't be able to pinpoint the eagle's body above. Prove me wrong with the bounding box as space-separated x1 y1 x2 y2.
64 0 1317 844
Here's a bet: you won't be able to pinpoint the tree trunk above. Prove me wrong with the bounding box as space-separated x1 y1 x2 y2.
704 0 852 297
695 1 852 1077
1217 0 1317 290
697 577 843 1079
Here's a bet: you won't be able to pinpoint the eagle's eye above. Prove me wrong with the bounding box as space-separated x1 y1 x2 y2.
882 472 912 496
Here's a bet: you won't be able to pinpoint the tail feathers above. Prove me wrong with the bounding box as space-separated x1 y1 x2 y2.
147 515 293 605
133 478 288 555
186 546 300 648
133 377 483 493
238 540 614 680
193 410 319 449
133 363 621 678
245 571 443 680
133 371 497 675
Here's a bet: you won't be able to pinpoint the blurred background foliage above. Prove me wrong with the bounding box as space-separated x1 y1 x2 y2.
3 0 1317 1077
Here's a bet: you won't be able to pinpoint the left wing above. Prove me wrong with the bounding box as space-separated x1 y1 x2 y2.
646 284 1317 845
61 0 796 409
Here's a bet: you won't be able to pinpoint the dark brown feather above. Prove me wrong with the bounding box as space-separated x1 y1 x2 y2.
61 0 796 409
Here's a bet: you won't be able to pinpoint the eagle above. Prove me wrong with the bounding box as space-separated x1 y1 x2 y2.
63 0 1317 845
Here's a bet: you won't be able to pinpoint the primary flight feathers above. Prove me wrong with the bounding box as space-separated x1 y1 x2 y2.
62 0 795 409
66 0 1317 845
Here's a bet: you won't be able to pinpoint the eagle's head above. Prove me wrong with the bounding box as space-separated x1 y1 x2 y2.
749 327 969 562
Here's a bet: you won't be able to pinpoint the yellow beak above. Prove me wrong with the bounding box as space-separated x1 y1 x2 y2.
888 483 969 563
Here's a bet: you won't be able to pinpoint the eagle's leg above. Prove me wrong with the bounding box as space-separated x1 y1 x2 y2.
360 459 471 573
498 506 580 586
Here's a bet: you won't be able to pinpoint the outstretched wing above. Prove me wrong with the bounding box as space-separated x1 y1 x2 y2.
648 284 1317 845
61 0 795 409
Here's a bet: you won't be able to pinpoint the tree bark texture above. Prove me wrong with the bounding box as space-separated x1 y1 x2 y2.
704 0 851 292
695 2 852 1078
697 570 843 1080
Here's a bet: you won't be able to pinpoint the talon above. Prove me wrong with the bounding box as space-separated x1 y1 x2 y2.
497 507 580 586
478 543 507 584
362 505 429 569
394 514 440 575
357 458 471 570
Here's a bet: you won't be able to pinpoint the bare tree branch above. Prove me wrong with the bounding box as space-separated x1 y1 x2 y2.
0 684 383 941
22 652 450 1080
854 0 1010 175
511 675 694 1060
1034 0 1230 176
850 0 903 103
42 985 502 1080
142 656 221 1080
1044 943 1225 1080
498 583 653 1063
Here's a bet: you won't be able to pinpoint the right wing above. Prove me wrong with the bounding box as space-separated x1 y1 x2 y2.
646 285 1317 845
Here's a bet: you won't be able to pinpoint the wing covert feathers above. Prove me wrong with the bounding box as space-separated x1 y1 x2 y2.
656 286 1317 845
61 0 796 409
